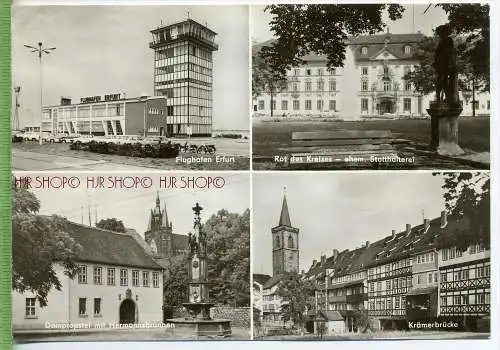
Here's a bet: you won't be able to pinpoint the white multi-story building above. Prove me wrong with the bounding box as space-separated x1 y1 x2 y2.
254 32 491 120
12 221 164 331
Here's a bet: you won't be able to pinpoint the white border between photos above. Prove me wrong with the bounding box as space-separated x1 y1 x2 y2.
12 0 500 350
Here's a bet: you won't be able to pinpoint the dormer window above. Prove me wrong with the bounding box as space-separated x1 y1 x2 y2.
404 45 411 54
361 46 368 55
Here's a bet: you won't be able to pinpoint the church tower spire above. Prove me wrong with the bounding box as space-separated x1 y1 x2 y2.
271 188 300 276
278 193 292 227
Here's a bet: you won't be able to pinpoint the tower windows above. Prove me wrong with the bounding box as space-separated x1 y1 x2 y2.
276 235 280 248
288 235 294 248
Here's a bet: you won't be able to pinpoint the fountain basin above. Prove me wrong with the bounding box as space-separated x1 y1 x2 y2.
166 318 232 337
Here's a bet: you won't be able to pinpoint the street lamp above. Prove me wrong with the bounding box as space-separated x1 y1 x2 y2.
24 42 56 145
13 86 21 131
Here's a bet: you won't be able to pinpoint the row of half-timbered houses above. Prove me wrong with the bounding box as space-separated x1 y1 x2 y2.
307 211 490 333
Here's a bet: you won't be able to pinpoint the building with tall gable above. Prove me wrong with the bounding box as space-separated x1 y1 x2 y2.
12 220 164 331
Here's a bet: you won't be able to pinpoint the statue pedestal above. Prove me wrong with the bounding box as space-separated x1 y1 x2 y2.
427 101 464 156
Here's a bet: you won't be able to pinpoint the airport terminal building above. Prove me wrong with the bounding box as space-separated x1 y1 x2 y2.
41 19 218 137
41 94 170 136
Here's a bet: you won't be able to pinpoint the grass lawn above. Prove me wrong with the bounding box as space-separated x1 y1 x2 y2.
252 117 490 157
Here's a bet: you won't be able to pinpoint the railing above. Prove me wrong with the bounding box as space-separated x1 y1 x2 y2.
149 33 219 50
346 293 368 304
327 295 347 303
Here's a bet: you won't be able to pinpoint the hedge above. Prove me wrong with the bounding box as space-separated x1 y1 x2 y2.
70 140 179 158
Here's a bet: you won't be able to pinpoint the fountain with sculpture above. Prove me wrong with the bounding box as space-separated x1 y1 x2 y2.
427 23 465 156
166 202 231 337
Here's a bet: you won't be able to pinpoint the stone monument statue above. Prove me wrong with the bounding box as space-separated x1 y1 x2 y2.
433 24 459 106
166 202 231 337
427 23 464 156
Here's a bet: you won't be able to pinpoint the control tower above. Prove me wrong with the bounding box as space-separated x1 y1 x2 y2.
149 19 218 136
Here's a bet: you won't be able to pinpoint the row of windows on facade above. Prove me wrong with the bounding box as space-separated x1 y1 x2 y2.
154 57 213 72
46 104 123 119
360 79 413 92
369 277 413 292
78 265 160 288
289 60 412 78
25 297 102 318
329 302 362 311
156 44 213 60
368 296 407 310
442 244 485 261
331 271 365 284
440 293 490 306
291 67 337 77
360 44 412 56
155 62 213 76
361 97 413 112
368 258 412 276
440 265 490 282
159 86 212 99
263 294 280 301
360 65 412 76
328 286 364 297
328 264 490 299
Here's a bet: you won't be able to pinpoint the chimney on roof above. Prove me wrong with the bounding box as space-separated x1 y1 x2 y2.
332 249 339 261
312 259 317 266
441 210 448 228
365 241 370 247
392 229 396 238
321 255 326 265
61 97 71 105
424 218 430 231
406 224 412 236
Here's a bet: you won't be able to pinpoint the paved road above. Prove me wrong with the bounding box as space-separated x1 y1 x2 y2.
12 150 157 171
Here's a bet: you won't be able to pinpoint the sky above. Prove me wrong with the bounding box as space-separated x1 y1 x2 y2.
12 3 249 130
250 4 449 43
252 172 447 276
17 172 250 238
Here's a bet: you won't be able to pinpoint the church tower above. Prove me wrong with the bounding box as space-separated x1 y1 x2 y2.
271 191 299 276
144 192 174 258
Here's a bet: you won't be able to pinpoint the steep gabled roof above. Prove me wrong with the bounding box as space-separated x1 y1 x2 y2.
66 221 162 270
263 274 285 289
253 273 272 286
252 32 424 65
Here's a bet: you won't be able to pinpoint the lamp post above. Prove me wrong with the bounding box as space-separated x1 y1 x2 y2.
13 86 21 131
24 42 56 145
